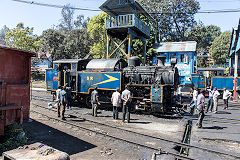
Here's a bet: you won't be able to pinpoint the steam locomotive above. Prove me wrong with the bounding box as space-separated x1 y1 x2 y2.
46 56 179 113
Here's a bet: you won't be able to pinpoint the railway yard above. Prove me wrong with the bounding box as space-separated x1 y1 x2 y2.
21 88 240 160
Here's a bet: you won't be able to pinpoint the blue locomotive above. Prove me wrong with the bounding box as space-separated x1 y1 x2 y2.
191 68 240 91
46 56 179 113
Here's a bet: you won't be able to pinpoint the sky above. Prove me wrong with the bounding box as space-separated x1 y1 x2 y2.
0 0 240 35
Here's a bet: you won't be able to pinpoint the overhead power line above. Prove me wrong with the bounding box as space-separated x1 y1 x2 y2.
11 0 240 14
12 0 101 11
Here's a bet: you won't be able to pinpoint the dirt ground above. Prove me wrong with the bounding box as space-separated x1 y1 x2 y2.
22 89 187 160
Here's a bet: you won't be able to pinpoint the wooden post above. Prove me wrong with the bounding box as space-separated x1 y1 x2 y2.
143 40 147 65
128 33 132 59
106 34 110 59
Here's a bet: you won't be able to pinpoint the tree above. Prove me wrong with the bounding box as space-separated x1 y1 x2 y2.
211 32 232 64
40 29 66 62
87 12 109 58
139 0 200 41
0 25 9 45
63 29 92 59
185 24 221 67
185 24 221 50
5 23 41 52
58 4 89 33
58 4 74 32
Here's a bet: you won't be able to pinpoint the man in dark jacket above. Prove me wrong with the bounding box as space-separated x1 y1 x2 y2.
91 87 100 117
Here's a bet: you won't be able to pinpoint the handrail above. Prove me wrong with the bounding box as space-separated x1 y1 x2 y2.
106 14 150 37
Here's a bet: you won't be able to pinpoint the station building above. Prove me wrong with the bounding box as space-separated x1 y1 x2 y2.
229 21 240 76
153 41 197 85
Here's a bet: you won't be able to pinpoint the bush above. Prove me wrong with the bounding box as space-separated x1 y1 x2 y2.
0 124 29 154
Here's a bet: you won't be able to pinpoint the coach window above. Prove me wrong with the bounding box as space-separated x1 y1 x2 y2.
54 63 59 70
180 54 184 63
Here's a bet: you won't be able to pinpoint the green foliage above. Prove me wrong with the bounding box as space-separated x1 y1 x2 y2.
197 57 208 68
40 6 92 63
132 21 157 63
5 23 41 52
87 12 109 58
139 0 200 41
185 24 221 50
211 31 232 65
40 29 66 62
0 124 29 154
63 29 91 59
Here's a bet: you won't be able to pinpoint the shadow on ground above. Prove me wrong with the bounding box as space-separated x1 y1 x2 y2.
202 126 227 130
23 120 96 155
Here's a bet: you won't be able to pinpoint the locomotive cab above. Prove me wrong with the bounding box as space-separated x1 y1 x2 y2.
46 59 91 92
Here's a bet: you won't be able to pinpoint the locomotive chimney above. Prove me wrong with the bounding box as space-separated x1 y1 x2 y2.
156 55 166 67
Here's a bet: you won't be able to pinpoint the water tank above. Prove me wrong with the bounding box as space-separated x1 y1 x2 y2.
128 56 141 67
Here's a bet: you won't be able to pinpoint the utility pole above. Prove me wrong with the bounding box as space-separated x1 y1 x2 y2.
234 51 238 100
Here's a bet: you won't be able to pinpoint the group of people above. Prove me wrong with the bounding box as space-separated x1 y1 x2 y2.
91 86 131 123
55 84 72 120
189 86 232 128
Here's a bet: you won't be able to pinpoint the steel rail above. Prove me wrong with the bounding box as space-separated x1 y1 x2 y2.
31 102 240 159
30 109 194 160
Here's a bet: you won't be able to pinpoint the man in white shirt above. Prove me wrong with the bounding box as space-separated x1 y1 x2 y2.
55 86 62 117
111 88 121 119
177 85 182 104
213 87 220 113
223 88 232 110
206 86 214 112
190 87 198 114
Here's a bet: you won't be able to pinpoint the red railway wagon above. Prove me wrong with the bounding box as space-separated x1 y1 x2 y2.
0 46 36 135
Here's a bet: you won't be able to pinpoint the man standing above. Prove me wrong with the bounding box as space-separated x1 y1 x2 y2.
213 87 220 113
55 86 62 117
111 87 121 119
121 86 131 123
223 88 232 110
91 87 100 117
65 83 72 110
59 86 67 120
206 86 214 112
197 90 205 128
190 87 198 114
177 85 182 104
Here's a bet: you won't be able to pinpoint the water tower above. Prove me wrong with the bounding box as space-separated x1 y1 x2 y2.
100 0 153 63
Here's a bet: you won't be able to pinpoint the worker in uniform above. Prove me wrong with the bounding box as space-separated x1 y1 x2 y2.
206 86 214 112
59 86 67 120
121 86 131 123
196 90 205 128
111 87 121 119
91 87 100 117
55 86 62 117
223 87 232 110
213 87 220 113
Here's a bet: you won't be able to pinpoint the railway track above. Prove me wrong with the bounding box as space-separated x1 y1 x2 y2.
30 105 192 160
30 96 240 126
30 101 240 159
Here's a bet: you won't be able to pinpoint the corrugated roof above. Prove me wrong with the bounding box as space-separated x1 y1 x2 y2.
154 41 197 53
86 59 121 70
100 0 155 22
